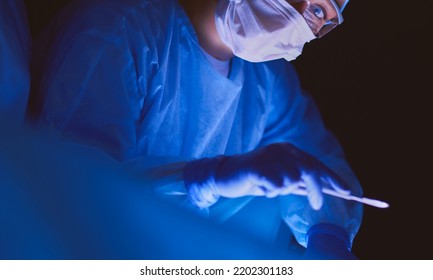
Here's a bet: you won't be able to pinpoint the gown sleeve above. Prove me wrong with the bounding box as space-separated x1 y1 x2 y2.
32 4 190 206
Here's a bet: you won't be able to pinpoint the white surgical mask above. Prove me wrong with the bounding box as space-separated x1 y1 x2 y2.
215 0 316 62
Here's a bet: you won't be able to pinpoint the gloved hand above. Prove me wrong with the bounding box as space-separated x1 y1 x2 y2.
302 223 357 260
183 142 350 209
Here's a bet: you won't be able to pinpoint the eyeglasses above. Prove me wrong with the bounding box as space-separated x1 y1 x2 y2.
300 0 344 38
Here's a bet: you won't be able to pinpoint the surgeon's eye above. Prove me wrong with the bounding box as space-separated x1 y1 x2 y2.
311 4 326 20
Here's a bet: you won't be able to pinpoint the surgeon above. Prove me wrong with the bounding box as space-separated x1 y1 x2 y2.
28 0 362 259
0 0 31 124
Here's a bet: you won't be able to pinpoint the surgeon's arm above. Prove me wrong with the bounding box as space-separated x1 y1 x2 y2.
33 21 196 204
258 60 363 250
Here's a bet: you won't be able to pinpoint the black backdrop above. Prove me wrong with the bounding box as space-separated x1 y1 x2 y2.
24 0 432 259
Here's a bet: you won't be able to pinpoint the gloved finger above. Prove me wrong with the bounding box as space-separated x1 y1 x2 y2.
314 161 352 195
279 178 304 196
259 175 298 198
261 178 299 198
264 188 280 198
301 172 323 210
248 176 278 196
321 173 351 195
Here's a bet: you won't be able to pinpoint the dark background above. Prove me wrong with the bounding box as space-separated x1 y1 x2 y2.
24 0 432 259
294 1 432 259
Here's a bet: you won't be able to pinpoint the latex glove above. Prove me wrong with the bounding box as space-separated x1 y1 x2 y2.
184 143 349 209
302 223 357 260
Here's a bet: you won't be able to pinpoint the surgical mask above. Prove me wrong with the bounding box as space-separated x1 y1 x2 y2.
214 0 316 62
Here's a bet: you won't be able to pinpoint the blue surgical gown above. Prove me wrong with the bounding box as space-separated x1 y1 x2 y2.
0 0 31 124
32 0 363 248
